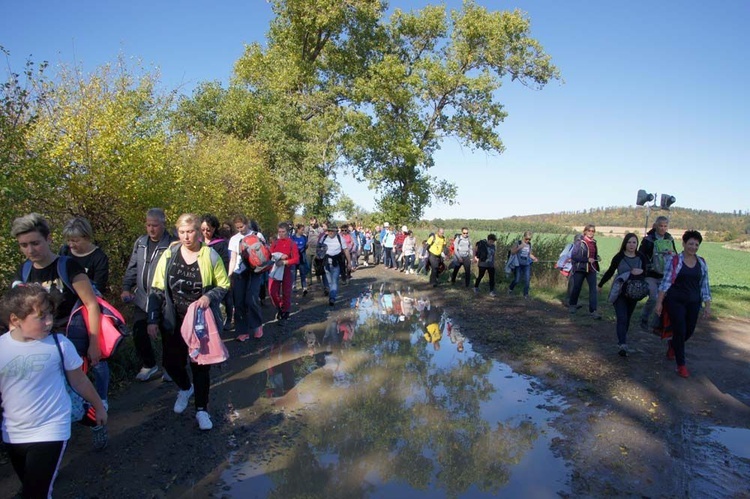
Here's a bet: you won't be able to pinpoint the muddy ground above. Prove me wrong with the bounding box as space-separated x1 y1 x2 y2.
1 264 748 498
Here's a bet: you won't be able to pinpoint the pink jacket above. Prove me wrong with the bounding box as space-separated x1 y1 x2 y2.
180 302 229 365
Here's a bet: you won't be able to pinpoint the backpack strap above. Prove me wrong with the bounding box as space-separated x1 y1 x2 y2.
21 257 73 291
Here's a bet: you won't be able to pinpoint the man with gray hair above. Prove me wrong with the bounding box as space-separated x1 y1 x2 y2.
638 216 677 331
121 208 176 381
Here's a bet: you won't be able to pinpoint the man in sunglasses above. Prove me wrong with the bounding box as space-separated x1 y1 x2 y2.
450 227 474 287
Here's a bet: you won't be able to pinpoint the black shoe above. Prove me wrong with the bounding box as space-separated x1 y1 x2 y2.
275 308 282 320
280 311 290 320
323 288 330 296
328 299 335 307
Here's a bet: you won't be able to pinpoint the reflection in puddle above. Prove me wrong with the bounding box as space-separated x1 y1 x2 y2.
708 426 750 459
682 423 750 497
220 283 570 497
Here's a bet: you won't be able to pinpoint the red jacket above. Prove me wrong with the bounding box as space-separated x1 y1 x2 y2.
270 237 300 266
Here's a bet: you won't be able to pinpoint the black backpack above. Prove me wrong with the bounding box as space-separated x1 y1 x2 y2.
476 240 488 262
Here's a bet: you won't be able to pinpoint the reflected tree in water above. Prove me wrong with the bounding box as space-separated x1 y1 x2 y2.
260 300 541 498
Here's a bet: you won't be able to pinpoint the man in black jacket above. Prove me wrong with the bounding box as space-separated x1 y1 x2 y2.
121 208 176 381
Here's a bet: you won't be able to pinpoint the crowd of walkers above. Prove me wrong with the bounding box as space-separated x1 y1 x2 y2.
0 210 711 497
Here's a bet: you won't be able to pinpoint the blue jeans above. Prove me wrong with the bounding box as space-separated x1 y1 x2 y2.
92 361 109 402
613 295 637 345
509 264 531 296
324 257 341 301
570 270 598 312
291 254 309 289
404 254 415 270
384 247 394 268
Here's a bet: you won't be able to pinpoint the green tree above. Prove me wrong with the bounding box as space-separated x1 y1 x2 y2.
0 48 52 284
172 1 560 224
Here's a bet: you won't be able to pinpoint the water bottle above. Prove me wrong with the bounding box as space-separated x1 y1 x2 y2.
194 307 207 341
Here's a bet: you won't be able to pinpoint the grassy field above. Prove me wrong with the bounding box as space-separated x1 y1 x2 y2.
594 236 750 318
412 229 750 319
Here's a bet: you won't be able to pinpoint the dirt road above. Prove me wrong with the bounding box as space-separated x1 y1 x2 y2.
1 264 748 498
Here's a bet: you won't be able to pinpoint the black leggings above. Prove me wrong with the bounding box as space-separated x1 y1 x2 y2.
665 296 701 366
8 440 66 499
474 266 496 291
132 308 167 369
163 318 211 410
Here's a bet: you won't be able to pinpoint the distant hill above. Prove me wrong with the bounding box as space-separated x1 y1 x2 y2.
426 207 749 241
506 206 747 235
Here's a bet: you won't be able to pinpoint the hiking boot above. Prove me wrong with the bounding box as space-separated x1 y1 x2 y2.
173 385 194 414
196 410 213 431
135 365 159 382
590 311 602 320
676 365 690 378
162 371 173 382
666 340 675 360
253 326 263 339
91 425 108 451
329 299 335 307
618 344 629 357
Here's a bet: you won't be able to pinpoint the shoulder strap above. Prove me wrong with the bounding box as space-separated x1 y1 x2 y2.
22 257 73 291
21 260 32 282
57 256 72 291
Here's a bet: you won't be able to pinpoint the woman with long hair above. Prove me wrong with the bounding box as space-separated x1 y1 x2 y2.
201 214 232 330
598 233 648 357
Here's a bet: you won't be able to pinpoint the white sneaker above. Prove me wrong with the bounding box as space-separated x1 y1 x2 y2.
196 410 213 431
135 366 158 382
173 385 194 414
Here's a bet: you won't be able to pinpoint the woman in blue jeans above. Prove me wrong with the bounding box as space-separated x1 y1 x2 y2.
597 233 647 357
568 224 601 318
508 231 538 298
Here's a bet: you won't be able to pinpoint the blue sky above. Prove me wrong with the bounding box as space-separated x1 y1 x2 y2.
3 0 748 219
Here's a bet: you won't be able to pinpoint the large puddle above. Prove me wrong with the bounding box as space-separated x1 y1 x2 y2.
219 283 571 497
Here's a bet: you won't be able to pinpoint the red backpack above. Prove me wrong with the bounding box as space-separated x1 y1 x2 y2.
240 232 272 272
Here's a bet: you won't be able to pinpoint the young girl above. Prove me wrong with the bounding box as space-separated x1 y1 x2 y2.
0 285 107 498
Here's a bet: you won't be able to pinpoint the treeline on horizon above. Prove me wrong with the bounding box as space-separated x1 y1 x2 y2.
423 206 749 240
